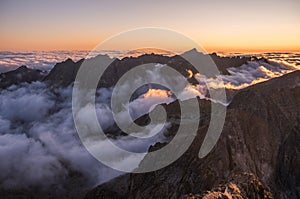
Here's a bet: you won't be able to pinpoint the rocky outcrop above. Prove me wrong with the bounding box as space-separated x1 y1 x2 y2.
85 70 300 199
0 65 46 89
185 173 273 199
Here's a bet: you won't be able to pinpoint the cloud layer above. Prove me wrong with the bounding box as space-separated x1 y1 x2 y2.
0 52 299 197
0 82 171 196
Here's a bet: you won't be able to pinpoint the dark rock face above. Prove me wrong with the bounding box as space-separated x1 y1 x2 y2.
43 58 84 87
85 71 300 199
0 65 46 89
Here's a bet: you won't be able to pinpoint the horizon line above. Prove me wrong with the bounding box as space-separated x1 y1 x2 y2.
0 48 299 54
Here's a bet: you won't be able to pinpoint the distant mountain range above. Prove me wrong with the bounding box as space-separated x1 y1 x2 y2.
0 50 263 89
0 65 46 89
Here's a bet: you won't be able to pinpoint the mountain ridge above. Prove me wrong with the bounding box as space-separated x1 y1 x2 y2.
85 70 300 199
43 51 258 88
0 50 272 90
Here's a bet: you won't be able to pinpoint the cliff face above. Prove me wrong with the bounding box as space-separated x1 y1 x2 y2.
85 71 300 199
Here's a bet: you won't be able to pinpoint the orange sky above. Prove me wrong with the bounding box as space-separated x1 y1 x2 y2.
0 0 299 53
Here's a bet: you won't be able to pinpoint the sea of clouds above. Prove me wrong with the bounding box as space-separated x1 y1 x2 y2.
0 62 200 196
0 82 173 196
0 50 126 73
0 51 299 196
0 51 299 73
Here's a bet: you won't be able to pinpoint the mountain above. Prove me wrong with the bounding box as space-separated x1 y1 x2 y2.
0 65 46 89
85 70 300 199
180 49 255 75
0 50 263 89
0 52 298 198
43 50 256 88
43 58 84 87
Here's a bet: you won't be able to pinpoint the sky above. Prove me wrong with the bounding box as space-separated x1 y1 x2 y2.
0 0 300 52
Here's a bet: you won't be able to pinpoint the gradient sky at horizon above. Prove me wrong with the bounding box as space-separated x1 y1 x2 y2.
0 0 300 52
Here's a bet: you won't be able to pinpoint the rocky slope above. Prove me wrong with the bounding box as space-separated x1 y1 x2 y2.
85 70 300 199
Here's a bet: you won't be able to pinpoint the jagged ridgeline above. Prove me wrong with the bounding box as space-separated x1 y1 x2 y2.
0 50 261 89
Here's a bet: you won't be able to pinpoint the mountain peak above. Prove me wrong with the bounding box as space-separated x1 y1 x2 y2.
18 65 28 70
180 48 203 57
64 58 75 64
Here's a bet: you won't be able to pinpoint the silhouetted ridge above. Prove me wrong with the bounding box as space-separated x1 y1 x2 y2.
43 50 261 88
0 65 46 89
